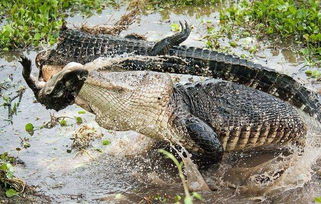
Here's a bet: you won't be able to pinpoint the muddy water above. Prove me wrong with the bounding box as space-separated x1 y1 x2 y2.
1 3 321 203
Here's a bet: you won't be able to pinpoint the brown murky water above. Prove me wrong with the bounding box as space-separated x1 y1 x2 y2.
1 3 321 203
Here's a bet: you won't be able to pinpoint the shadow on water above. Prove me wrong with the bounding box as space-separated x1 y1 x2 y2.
1 2 321 203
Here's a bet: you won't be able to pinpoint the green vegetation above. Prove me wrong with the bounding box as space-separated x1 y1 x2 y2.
221 0 321 40
206 0 321 65
305 70 321 78
5 188 19 197
59 119 67 126
75 116 83 124
102 139 111 146
25 123 34 135
171 23 181 32
146 0 219 7
158 149 204 204
315 196 321 203
0 152 23 198
78 110 86 114
0 0 115 50
174 195 182 202
0 153 16 164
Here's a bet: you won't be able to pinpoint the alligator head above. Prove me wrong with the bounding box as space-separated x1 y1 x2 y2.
20 57 88 111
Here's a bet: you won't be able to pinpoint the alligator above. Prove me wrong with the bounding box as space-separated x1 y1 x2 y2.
36 22 191 81
20 57 307 165
35 24 321 124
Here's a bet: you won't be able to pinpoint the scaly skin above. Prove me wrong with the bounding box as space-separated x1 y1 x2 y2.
36 22 191 80
20 57 307 164
89 55 321 124
36 27 321 124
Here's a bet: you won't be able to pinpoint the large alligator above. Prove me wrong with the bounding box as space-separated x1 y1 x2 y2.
35 24 321 124
20 57 307 165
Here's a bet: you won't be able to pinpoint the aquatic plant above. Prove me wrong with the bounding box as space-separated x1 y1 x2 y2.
158 149 204 204
0 153 24 198
102 139 111 146
1 87 25 123
213 0 321 64
25 123 34 135
0 0 115 50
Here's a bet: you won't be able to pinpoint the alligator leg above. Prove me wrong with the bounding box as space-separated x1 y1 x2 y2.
20 56 44 96
172 114 224 167
149 21 191 56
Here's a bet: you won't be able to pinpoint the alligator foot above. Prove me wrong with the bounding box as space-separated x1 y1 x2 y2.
173 114 224 168
149 21 191 55
20 56 45 96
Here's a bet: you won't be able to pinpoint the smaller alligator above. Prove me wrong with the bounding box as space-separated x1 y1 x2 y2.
36 22 191 81
35 24 321 124
20 57 307 165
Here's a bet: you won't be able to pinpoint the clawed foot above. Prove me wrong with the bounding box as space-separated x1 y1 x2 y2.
19 56 43 96
150 20 191 55
175 20 192 45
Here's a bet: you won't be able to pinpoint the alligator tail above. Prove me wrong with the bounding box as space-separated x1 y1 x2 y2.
167 46 321 123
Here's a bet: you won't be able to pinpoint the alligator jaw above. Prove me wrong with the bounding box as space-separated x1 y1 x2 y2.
20 58 88 111
37 63 89 111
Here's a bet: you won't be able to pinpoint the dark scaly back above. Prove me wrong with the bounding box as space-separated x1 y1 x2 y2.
104 54 321 123
176 80 307 150
46 28 152 65
169 46 321 122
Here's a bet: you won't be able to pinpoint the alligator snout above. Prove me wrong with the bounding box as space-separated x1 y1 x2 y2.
20 56 89 111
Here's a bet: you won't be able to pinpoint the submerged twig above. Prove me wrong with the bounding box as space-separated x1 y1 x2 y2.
158 149 192 201
41 113 74 129
80 9 140 35
79 0 143 35
2 87 25 123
